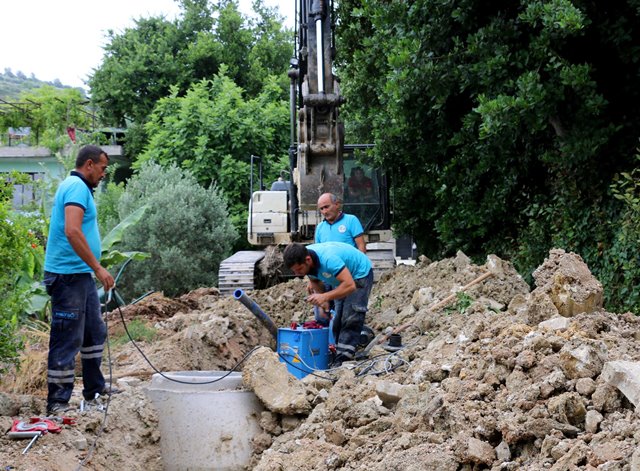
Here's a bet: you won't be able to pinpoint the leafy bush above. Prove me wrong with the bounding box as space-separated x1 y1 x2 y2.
0 174 34 369
137 72 289 244
115 162 238 299
598 154 640 313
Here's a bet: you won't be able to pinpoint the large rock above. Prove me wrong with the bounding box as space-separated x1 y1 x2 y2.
547 392 587 426
532 249 603 316
0 392 20 416
375 381 417 407
512 290 560 325
242 346 311 414
455 435 496 465
601 360 640 410
550 442 591 470
559 339 607 379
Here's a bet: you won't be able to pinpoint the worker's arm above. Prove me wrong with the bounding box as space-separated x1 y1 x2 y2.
306 268 355 306
308 278 325 294
65 205 115 291
355 235 367 253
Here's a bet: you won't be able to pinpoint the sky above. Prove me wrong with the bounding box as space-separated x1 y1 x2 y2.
0 0 292 91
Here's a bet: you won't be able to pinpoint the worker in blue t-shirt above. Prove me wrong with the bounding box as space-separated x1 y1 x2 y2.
283 242 374 367
43 145 115 415
315 193 366 252
314 193 367 326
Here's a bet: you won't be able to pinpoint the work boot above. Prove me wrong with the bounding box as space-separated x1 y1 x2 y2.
46 402 71 415
81 394 105 413
99 384 122 396
329 354 350 368
83 384 121 401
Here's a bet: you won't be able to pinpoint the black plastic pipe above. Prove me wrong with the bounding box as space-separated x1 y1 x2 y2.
233 289 278 339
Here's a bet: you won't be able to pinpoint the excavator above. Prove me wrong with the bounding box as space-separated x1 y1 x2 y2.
218 0 395 295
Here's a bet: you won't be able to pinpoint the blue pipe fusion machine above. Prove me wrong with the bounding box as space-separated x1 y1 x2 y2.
234 289 332 379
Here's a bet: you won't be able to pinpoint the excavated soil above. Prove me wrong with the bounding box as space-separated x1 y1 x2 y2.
1 248 639 470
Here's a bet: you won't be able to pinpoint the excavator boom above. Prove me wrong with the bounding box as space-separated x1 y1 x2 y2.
292 0 344 210
218 0 395 295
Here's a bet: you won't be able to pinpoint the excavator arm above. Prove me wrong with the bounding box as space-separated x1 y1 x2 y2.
290 0 345 211
219 0 394 295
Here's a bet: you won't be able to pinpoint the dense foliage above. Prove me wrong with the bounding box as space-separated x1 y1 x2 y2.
88 0 291 128
138 71 289 235
115 162 238 299
0 175 45 370
336 0 640 311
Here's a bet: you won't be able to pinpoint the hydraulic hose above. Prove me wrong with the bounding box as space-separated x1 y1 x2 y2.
233 289 278 339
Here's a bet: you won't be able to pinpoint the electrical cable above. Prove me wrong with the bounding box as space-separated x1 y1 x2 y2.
73 286 263 470
277 346 336 381
113 287 260 385
354 351 408 377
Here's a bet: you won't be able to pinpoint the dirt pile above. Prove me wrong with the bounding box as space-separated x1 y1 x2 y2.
1 248 640 470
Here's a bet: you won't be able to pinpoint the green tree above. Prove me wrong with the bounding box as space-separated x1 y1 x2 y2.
88 0 292 129
89 16 184 126
138 71 289 237
115 162 238 299
336 0 640 296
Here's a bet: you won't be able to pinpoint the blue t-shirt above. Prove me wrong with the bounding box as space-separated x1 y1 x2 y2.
314 213 364 247
307 242 372 287
44 173 101 274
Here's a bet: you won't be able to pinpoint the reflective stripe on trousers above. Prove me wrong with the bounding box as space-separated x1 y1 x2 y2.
332 269 374 359
44 272 106 405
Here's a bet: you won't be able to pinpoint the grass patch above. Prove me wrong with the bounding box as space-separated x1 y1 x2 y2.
110 319 157 347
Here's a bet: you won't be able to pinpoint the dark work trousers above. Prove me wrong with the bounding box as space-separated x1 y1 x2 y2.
44 272 106 406
332 269 374 361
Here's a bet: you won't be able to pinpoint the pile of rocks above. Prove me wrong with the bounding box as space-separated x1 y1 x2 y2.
243 249 640 470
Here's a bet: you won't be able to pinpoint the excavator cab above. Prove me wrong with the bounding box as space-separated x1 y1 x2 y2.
246 144 390 248
341 145 390 233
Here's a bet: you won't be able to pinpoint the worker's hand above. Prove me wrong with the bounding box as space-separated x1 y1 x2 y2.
307 282 314 294
306 292 329 307
95 266 115 292
316 307 331 321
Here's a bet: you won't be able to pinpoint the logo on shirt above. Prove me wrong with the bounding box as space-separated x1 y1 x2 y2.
322 272 332 279
338 224 347 233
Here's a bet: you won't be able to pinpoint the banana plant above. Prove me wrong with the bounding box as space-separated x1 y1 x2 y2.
101 205 150 268
98 205 151 307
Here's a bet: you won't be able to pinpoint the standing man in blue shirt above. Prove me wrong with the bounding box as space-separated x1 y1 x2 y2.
283 242 374 366
315 193 366 253
43 145 115 415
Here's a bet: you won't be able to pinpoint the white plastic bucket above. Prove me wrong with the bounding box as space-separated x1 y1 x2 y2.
145 371 263 471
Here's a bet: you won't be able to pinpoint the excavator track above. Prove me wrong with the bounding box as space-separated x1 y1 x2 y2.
218 251 266 296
